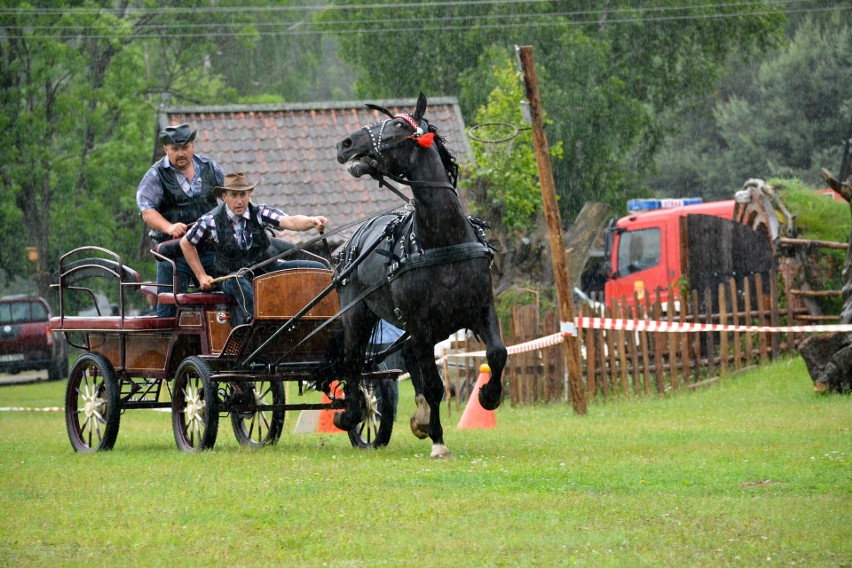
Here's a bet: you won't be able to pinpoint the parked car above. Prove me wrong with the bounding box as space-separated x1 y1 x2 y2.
0 296 68 381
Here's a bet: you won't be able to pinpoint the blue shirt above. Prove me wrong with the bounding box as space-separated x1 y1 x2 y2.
136 154 225 213
373 320 405 344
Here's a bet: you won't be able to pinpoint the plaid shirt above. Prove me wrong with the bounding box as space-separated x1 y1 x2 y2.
185 204 286 247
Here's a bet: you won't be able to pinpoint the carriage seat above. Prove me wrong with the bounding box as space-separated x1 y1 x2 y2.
50 315 177 331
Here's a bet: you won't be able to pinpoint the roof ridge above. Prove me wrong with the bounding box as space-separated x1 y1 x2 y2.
160 96 460 115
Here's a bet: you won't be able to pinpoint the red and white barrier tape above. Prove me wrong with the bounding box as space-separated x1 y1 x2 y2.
575 316 852 334
0 406 63 412
440 317 852 359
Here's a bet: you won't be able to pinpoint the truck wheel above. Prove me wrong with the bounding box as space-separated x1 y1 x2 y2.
65 352 120 452
172 356 219 452
231 379 285 448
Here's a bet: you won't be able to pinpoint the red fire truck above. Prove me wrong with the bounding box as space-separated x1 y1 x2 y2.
603 196 774 310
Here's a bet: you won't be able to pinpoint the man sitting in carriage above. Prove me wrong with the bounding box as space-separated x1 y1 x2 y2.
179 172 328 327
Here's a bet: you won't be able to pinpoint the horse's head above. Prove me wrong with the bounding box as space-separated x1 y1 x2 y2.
336 92 435 179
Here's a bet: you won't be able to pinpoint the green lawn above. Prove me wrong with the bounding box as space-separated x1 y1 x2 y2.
0 356 848 567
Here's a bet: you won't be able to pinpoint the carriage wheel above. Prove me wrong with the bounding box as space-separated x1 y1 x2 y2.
65 352 121 452
348 378 398 448
172 356 219 452
231 380 285 448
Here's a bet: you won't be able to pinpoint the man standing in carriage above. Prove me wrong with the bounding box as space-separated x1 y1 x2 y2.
136 123 226 317
179 172 328 327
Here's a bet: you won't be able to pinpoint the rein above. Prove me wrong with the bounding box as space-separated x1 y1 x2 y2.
211 203 407 285
358 156 457 196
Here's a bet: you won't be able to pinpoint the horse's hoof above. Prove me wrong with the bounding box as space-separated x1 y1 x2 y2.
410 394 430 439
430 444 451 459
333 410 357 431
478 389 502 411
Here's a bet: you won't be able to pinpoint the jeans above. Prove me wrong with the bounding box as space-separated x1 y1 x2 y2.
154 251 216 317
220 259 325 327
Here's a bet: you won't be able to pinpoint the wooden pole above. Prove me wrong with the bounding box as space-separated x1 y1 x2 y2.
516 45 587 415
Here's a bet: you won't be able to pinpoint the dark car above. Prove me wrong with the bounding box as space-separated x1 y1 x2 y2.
0 296 68 381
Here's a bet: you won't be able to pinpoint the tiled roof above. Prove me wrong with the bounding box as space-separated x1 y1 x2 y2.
156 97 471 244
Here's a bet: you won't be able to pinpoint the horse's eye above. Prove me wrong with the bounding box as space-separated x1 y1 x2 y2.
394 121 403 128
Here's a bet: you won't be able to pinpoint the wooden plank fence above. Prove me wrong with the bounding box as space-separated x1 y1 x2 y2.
452 271 802 406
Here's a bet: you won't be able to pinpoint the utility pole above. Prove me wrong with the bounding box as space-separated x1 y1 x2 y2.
516 45 587 415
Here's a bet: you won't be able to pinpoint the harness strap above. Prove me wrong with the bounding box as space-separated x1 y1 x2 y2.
266 241 494 366
387 242 493 277
231 203 405 278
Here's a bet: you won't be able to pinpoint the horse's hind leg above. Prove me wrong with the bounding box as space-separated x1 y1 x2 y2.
477 303 507 411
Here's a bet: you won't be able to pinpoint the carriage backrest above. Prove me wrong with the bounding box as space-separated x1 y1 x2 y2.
254 268 338 320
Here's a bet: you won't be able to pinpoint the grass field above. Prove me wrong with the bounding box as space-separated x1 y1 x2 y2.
0 356 849 567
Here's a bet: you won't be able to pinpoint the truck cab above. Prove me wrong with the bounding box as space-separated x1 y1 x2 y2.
604 199 736 308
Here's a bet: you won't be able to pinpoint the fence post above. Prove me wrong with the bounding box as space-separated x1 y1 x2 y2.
743 276 754 367
770 272 781 359
667 290 679 390
583 304 597 397
704 287 716 379
755 273 769 365
719 282 729 377
616 297 629 396
636 292 652 395
730 278 742 372
653 295 666 394
680 290 692 385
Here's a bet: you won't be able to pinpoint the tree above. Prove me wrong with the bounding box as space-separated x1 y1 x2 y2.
0 2 231 301
463 54 562 232
320 0 785 218
649 11 852 198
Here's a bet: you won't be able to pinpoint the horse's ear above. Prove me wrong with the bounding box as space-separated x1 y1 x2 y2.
412 92 427 121
366 103 394 119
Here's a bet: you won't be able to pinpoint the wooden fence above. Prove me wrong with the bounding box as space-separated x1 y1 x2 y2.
442 272 806 407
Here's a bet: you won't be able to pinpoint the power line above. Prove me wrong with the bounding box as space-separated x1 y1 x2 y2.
6 0 818 31
1 2 845 39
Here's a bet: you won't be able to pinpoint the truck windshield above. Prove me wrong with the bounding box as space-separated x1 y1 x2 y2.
617 228 661 277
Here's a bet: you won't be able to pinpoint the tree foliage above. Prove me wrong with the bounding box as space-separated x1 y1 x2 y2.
321 0 786 219
0 1 231 299
462 54 562 232
649 10 852 199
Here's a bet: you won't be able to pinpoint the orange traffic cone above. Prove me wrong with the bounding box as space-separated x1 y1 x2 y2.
317 381 346 434
457 364 497 430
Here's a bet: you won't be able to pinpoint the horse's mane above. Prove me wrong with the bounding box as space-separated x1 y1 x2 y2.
427 122 459 188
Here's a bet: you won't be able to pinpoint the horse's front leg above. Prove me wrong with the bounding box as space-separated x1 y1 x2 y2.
477 303 507 411
403 345 450 459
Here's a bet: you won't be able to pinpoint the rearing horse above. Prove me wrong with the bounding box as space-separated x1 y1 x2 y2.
333 93 507 458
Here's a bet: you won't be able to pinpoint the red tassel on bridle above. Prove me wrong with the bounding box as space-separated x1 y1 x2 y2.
413 132 435 148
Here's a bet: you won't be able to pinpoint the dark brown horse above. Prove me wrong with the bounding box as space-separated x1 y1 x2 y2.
332 93 506 458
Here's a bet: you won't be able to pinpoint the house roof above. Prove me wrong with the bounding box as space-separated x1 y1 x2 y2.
156 97 472 244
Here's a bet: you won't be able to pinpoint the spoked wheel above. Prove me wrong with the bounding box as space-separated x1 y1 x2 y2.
231 380 285 448
172 356 219 452
65 352 121 452
348 378 398 448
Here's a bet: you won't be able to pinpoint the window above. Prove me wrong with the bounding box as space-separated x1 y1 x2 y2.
617 228 661 277
10 302 30 323
31 302 48 322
